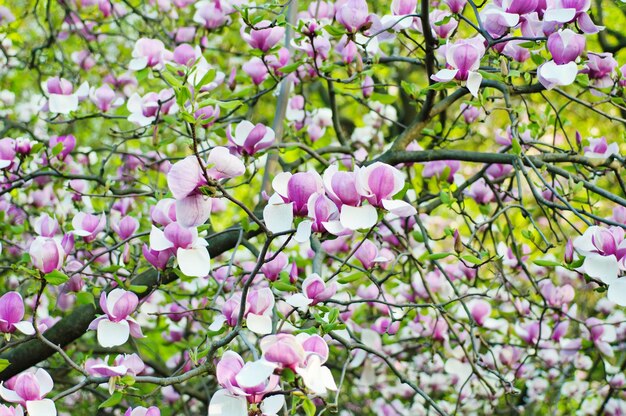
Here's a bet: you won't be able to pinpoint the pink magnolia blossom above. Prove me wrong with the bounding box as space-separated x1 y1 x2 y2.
286 273 337 307
129 38 168 71
125 407 160 416
0 292 35 336
72 212 106 242
336 0 370 33
241 21 285 52
0 138 16 170
89 288 143 348
227 121 275 156
29 236 65 274
90 84 123 112
0 369 56 416
49 134 76 161
149 222 211 277
583 137 620 159
432 37 486 97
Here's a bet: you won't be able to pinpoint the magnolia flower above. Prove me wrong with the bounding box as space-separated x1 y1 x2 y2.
0 138 16 169
0 292 35 336
29 236 65 274
0 369 56 416
432 37 486 97
129 38 167 71
72 212 106 242
0 404 23 416
582 318 616 357
32 214 59 237
543 0 603 34
124 407 160 416
583 137 620 159
126 89 177 127
241 20 285 52
286 274 337 308
89 289 143 348
226 121 275 156
194 0 231 30
149 223 211 277
86 353 145 377
45 77 89 114
90 84 123 112
336 0 370 33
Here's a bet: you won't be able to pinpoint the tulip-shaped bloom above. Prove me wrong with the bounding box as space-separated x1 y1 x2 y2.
193 1 231 30
356 162 416 216
172 44 198 66
86 353 145 378
465 179 495 204
45 77 88 114
142 245 171 270
244 288 275 335
581 52 618 88
32 214 59 237
432 37 486 97
241 20 285 52
306 193 339 233
583 137 620 159
124 407 160 416
0 138 16 170
242 58 268 85
211 352 284 416
0 404 23 416
0 292 35 336
479 5 519 38
263 170 324 235
0 369 56 416
261 333 306 370
72 212 106 242
129 38 167 71
167 147 245 227
149 222 211 277
261 252 289 281
126 89 178 127
151 198 177 226
29 236 65 274
195 105 220 128
111 215 139 240
573 226 626 305
445 0 467 13
89 289 143 348
547 29 586 65
468 299 492 326
539 280 575 309
543 0 602 34
90 84 123 112
49 134 76 161
286 274 337 308
336 0 370 33
429 10 458 39
354 239 391 270
422 160 461 183
227 121 275 156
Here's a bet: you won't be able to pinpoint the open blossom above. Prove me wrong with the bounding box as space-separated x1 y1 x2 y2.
129 38 168 71
0 369 56 416
45 77 89 114
227 121 275 156
0 138 16 169
127 89 178 127
149 222 211 277
166 147 245 227
0 292 35 336
86 353 145 377
286 273 337 307
573 226 626 305
193 0 231 30
543 0 602 34
583 137 620 159
72 212 106 242
89 288 143 348
432 37 486 97
125 407 160 416
336 0 370 33
581 52 618 88
90 84 123 111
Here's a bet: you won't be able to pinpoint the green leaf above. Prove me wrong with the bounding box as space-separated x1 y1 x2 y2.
273 281 297 292
136 68 150 82
302 397 316 416
277 62 301 74
195 68 216 89
461 255 483 265
0 359 10 373
427 253 452 261
44 270 69 285
51 142 63 157
533 259 561 267
129 285 148 294
76 292 95 306
324 25 346 37
338 272 362 284
511 138 522 155
162 71 182 88
99 391 123 409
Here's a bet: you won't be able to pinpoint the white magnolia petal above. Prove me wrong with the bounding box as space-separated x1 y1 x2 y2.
208 389 248 416
294 220 312 243
271 172 291 198
49 94 78 114
583 254 618 284
260 394 285 415
431 68 458 82
149 226 174 251
97 319 130 348
246 313 273 335
608 278 626 306
235 360 277 388
177 247 211 277
209 315 227 332
285 293 313 308
263 202 294 233
175 195 212 228
129 57 148 71
466 71 483 98
35 368 54 396
26 399 56 416
13 321 35 336
381 199 417 217
339 205 378 231
543 8 577 23
0 384 23 403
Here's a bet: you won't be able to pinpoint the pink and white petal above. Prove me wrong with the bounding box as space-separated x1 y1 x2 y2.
260 394 285 415
34 368 54 396
177 247 211 277
263 202 294 234
97 319 130 348
0 160 11 169
607 278 626 307
320 365 338 391
167 156 202 200
466 71 483 98
129 57 148 71
577 12 603 34
26 399 56 416
294 220 312 243
49 94 78 114
381 199 417 217
149 226 174 251
208 389 248 416
431 69 458 83
175 195 212 228
0 384 23 403
339 205 378 231
271 172 291 198
235 360 277 388
234 120 255 146
538 61 577 89
321 220 350 236
13 321 35 335
246 313 273 335
285 293 313 308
